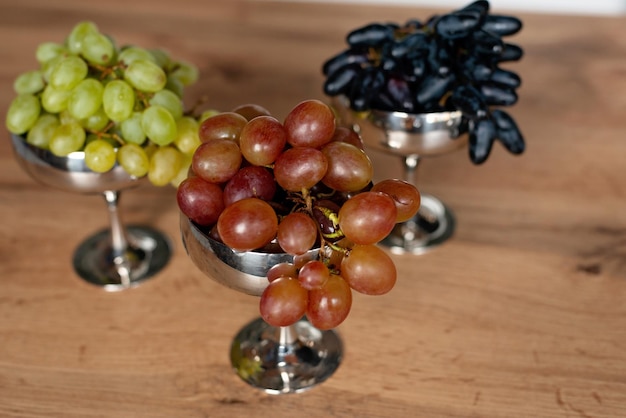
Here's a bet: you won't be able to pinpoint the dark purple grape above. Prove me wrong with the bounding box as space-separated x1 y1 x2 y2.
349 67 386 111
390 32 429 57
448 85 487 119
498 43 524 62
479 83 518 106
481 15 523 36
374 77 415 112
434 12 482 40
346 23 395 48
415 73 455 107
468 117 496 164
492 109 524 154
323 63 360 96
489 68 521 88
470 30 504 55
322 48 370 76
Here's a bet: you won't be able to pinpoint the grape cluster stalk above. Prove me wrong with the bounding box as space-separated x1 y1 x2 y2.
5 21 211 187
322 0 525 164
177 100 421 330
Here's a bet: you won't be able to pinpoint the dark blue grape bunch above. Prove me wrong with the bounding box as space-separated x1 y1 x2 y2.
322 0 524 164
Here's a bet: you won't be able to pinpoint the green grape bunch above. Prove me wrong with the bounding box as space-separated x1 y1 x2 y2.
5 21 209 187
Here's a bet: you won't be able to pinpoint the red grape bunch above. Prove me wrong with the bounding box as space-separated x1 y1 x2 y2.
177 99 421 330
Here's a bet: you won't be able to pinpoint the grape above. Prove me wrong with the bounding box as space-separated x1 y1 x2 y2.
216 197 278 251
267 263 298 282
13 70 45 95
148 146 182 186
321 141 373 192
81 31 115 65
120 112 146 145
283 99 335 148
277 212 318 255
223 165 276 207
81 107 109 132
273 146 328 192
84 139 116 173
198 112 247 143
338 191 397 245
66 21 99 54
298 260 330 290
192 139 242 184
118 46 155 65
260 277 308 327
174 116 201 154
102 80 135 122
149 89 183 120
141 105 177 146
26 114 59 149
49 56 88 90
35 42 67 64
124 59 167 92
177 176 225 226
67 78 103 120
231 103 271 121
306 274 352 330
330 126 364 150
117 143 149 177
49 122 86 156
6 94 41 134
239 115 287 166
41 85 71 113
169 60 199 86
341 245 396 295
371 179 421 223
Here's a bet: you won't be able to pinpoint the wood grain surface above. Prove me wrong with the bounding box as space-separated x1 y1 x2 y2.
1 1 626 417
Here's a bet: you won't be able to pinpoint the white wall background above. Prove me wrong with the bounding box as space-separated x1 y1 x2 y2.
275 0 626 15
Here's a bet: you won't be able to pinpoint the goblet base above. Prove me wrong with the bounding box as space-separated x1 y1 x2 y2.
230 317 343 394
73 225 172 291
382 193 455 255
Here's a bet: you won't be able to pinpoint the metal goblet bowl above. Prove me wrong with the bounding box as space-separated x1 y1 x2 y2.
9 133 171 290
179 214 343 395
331 96 468 254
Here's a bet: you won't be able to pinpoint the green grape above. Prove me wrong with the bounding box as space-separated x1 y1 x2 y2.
117 46 155 65
165 76 183 98
66 21 99 55
148 146 182 186
13 70 45 95
67 78 103 120
174 116 200 154
199 109 220 122
5 94 41 134
141 105 177 146
42 55 63 83
41 85 71 113
117 143 150 177
81 107 110 132
49 55 88 90
35 42 68 64
149 49 171 69
170 60 199 86
119 111 146 144
102 79 135 122
124 59 166 92
59 110 79 126
26 114 59 149
169 153 192 187
84 139 116 173
149 89 183 120
49 122 86 156
81 31 115 65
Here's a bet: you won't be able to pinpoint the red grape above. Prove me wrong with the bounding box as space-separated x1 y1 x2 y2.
371 179 421 223
238 115 287 166
283 99 335 148
198 112 247 143
192 139 242 184
273 146 328 192
298 260 330 290
217 197 278 251
176 177 225 226
260 277 308 327
267 262 297 282
341 245 396 295
223 165 276 207
231 103 272 121
338 191 397 245
277 212 319 255
321 141 373 192
330 126 364 150
307 274 352 330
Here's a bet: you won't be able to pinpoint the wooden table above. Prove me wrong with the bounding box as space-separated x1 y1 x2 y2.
1 1 626 416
